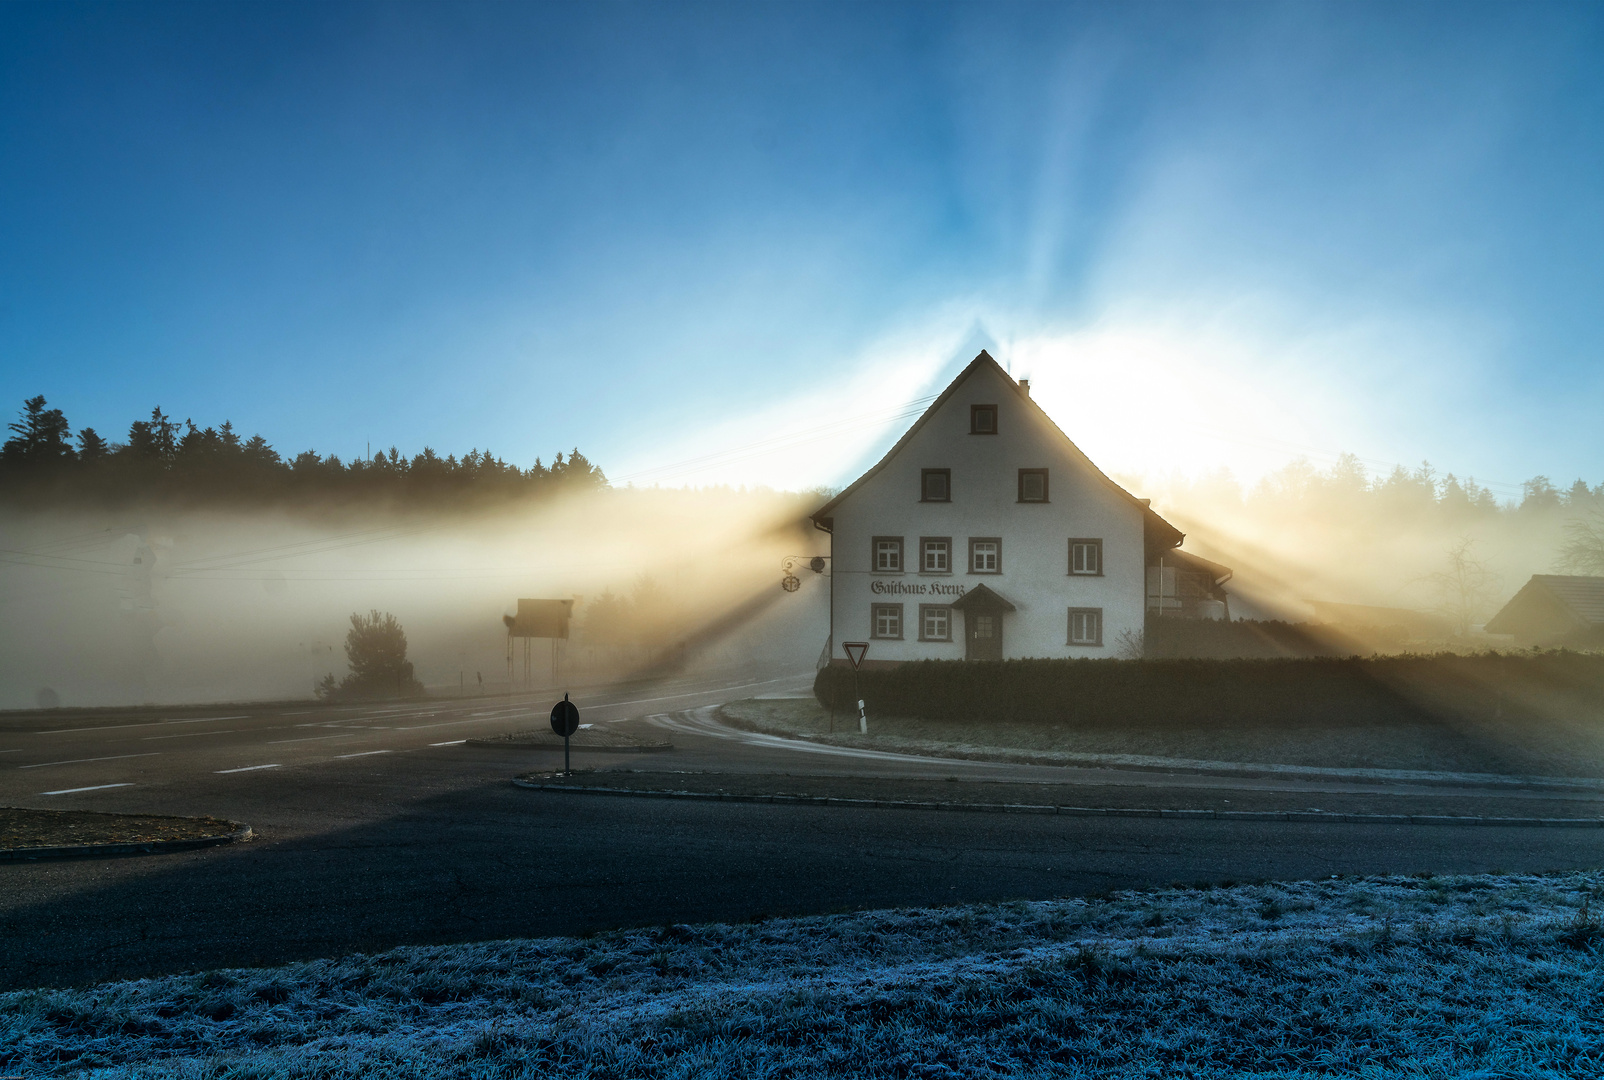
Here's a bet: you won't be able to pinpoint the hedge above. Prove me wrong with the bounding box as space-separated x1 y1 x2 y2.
813 651 1604 728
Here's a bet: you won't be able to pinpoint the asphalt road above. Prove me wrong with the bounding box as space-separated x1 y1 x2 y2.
5 670 1604 990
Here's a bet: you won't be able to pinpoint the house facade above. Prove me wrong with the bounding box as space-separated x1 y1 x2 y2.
811 351 1219 665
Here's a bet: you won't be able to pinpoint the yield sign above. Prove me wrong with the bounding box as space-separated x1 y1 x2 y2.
843 641 868 670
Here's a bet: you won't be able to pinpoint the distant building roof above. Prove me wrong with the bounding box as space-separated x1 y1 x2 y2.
1485 575 1604 643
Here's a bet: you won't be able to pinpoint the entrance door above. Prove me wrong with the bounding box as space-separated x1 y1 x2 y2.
966 612 1003 661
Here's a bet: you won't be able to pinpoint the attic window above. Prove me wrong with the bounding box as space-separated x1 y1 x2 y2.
1018 468 1049 503
970 405 997 434
921 469 951 503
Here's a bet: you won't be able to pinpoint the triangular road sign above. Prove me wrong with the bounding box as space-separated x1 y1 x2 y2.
843 641 868 669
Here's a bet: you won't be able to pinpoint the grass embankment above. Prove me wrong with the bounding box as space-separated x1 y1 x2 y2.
5 872 1604 1077
804 652 1604 777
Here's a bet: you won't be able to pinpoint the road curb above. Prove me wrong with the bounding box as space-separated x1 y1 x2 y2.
510 781 1604 829
0 823 254 862
466 739 672 753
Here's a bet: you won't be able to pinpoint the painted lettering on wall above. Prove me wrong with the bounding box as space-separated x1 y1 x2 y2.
870 580 966 597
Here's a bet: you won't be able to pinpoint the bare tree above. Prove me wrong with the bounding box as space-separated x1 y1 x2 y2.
1425 538 1501 637
1558 511 1604 576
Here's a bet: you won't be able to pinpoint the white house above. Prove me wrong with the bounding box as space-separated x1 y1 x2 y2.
810 351 1228 665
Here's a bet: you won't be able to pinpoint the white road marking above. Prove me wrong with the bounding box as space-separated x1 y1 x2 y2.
430 740 466 746
268 732 365 745
216 763 283 773
19 752 162 770
41 783 134 795
39 715 250 734
391 717 509 731
143 729 244 740
337 749 392 758
650 709 992 767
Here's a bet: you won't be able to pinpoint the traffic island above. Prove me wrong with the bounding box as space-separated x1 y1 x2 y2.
468 727 672 752
0 807 252 861
510 769 1604 827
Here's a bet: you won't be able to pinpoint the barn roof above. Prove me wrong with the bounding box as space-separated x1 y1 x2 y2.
1485 575 1604 634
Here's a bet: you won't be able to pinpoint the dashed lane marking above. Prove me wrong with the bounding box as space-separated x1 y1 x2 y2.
267 732 365 745
19 752 161 770
39 715 249 734
41 783 134 795
337 750 392 758
216 763 283 773
430 740 467 746
143 728 247 740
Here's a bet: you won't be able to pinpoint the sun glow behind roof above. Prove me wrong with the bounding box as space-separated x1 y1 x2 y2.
607 299 1483 495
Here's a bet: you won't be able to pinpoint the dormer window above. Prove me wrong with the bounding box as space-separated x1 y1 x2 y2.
970 405 997 434
921 468 951 502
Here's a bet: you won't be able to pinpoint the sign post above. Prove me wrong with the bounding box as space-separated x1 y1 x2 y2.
550 692 580 775
842 641 868 734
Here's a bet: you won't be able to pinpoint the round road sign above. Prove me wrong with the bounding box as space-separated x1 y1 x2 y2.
550 696 580 737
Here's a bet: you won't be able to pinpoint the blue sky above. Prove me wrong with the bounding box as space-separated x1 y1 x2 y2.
2 1 1602 496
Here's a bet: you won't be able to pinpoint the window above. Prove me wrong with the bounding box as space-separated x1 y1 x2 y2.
919 605 952 641
1068 608 1103 646
970 404 998 434
872 536 903 573
872 603 903 640
1018 468 1049 503
920 537 951 574
921 468 951 502
1069 538 1103 576
969 537 1001 574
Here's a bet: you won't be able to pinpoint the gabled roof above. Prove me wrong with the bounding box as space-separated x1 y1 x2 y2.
1486 575 1604 634
809 350 1184 550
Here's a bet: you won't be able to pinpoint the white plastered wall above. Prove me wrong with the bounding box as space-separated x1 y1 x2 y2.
825 361 1146 662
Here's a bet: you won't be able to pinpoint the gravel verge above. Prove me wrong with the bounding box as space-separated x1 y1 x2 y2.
0 808 252 862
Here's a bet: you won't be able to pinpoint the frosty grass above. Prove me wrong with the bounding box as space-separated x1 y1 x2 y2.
7 870 1604 1078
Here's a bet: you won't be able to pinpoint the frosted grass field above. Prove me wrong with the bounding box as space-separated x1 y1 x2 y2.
6 870 1604 1077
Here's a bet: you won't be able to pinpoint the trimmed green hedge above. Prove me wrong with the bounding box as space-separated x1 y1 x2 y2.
814 651 1604 728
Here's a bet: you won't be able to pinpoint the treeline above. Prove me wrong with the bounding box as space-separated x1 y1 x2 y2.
0 395 606 505
1159 453 1604 528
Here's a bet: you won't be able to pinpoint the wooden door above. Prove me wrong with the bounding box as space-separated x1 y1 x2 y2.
966 612 1002 661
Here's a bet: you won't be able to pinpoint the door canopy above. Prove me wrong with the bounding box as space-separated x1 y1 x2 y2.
949 583 1017 614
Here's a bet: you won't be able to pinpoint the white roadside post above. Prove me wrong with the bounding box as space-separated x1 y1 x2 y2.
842 641 869 734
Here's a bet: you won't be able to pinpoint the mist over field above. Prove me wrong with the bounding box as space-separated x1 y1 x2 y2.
0 487 827 710
1126 456 1603 632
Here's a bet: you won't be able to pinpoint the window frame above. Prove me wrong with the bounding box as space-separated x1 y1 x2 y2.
1068 607 1104 647
968 537 1002 574
871 536 904 574
921 468 952 503
918 604 953 642
969 404 998 435
1017 468 1050 503
871 603 905 641
919 536 953 575
1068 537 1103 576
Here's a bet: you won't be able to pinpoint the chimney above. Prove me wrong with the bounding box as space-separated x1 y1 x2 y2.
1018 379 1030 397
